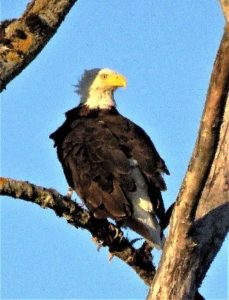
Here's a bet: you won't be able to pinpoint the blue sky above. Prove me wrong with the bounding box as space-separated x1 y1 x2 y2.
1 1 228 299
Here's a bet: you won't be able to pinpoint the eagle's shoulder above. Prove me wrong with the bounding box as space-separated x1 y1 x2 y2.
49 107 81 145
100 112 169 178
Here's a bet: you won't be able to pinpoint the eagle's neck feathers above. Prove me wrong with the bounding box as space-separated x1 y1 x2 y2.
83 89 116 110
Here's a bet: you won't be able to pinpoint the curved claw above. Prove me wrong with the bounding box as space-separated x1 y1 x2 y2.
109 223 123 240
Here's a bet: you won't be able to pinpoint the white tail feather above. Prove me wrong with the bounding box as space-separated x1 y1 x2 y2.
127 159 164 249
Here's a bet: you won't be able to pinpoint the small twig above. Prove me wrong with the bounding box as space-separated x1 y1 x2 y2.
0 177 155 285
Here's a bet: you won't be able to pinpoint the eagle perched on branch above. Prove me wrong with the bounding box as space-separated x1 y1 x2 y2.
50 68 169 249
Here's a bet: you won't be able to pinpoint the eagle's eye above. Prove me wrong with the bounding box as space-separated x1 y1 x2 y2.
101 74 108 79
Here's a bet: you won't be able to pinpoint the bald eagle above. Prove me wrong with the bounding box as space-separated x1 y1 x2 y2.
50 68 169 249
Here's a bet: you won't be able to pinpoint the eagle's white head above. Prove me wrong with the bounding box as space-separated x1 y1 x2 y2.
76 68 127 109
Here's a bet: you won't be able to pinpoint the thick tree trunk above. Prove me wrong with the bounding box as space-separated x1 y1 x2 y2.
147 14 229 300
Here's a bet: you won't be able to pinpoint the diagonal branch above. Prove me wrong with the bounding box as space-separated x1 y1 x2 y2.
0 177 155 286
173 24 229 225
148 7 229 300
0 0 78 92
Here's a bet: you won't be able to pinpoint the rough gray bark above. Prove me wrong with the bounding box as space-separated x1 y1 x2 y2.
194 94 229 288
0 0 78 91
147 5 229 300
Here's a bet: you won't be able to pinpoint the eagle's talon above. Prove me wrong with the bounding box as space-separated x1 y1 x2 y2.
109 224 122 240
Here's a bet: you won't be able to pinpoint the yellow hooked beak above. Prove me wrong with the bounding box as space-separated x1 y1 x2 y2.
104 73 127 88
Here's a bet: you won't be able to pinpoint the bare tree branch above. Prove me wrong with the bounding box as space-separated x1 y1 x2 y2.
0 0 78 92
148 8 229 300
0 177 156 286
193 93 229 288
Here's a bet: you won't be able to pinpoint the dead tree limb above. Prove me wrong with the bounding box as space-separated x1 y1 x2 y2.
148 4 229 300
0 0 78 92
0 177 155 286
